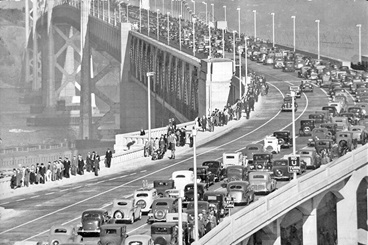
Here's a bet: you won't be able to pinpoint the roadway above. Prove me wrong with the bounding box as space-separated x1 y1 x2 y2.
0 59 339 244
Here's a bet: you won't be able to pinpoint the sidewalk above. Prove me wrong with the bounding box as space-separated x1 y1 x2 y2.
0 96 266 200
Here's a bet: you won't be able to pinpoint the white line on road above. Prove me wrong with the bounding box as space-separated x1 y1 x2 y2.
45 192 55 196
123 194 133 198
96 180 106 184
129 173 137 176
0 202 9 205
140 170 147 173
69 186 81 190
16 82 287 241
16 198 25 202
127 224 148 234
29 195 40 199
59 188 70 192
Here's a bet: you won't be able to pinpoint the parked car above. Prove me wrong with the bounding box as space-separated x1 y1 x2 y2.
202 160 225 182
273 131 292 148
172 170 194 191
248 171 277 194
48 225 83 245
272 159 292 180
153 180 175 197
299 119 315 136
263 136 281 154
111 199 142 224
281 96 298 112
297 148 321 169
124 235 154 245
98 224 128 245
79 209 110 235
147 198 178 223
226 181 254 205
203 191 228 218
133 187 159 214
188 166 215 187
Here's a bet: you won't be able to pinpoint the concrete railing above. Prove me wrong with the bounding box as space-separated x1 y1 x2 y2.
194 144 368 245
114 121 196 154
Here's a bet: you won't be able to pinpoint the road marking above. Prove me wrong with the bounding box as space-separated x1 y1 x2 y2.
29 195 40 199
69 186 81 190
16 82 285 241
127 224 148 234
0 202 9 205
96 180 106 184
123 194 133 198
45 192 54 196
59 188 70 192
140 170 147 173
129 173 137 176
16 198 25 202
101 202 113 209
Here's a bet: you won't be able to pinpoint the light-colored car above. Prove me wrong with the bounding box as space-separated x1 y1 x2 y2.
133 187 159 214
263 136 281 154
349 125 368 144
289 85 302 98
111 199 142 224
297 148 321 169
172 170 194 191
147 198 178 223
48 225 83 245
243 144 264 166
248 171 277 194
226 181 255 205
124 234 154 245
222 152 246 168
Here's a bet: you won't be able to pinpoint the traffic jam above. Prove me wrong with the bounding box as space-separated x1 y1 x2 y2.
43 35 368 245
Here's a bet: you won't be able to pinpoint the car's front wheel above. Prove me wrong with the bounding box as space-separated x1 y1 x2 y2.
114 211 124 219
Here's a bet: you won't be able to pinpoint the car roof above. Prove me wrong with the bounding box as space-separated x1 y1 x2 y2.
204 191 226 196
82 209 107 214
151 222 177 228
125 234 152 242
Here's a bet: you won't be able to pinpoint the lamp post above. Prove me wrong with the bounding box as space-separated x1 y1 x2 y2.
171 0 173 17
179 15 182 51
139 0 142 32
147 72 155 145
233 31 236 66
202 2 207 25
223 5 226 22
126 3 129 22
237 8 240 38
271 13 275 48
191 0 195 16
222 28 225 58
356 24 362 63
181 0 183 18
253 10 256 39
167 12 170 45
291 15 296 52
245 37 248 90
315 20 320 59
291 90 297 180
148 6 150 36
157 9 160 40
192 127 199 242
193 17 196 56
211 3 214 22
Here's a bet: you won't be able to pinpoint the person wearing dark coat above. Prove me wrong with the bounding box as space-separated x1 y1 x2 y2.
86 152 93 172
24 167 30 187
16 167 22 187
10 169 17 189
63 157 71 178
93 153 100 176
39 163 46 183
105 148 112 168
248 95 255 111
77 154 85 175
30 165 36 184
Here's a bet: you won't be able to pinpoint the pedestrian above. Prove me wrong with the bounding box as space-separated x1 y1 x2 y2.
24 167 30 187
201 115 207 132
77 154 85 175
39 163 46 183
105 148 112 168
167 132 176 159
140 128 145 136
63 157 70 178
10 169 17 189
71 156 77 176
93 153 100 176
86 152 93 172
30 165 36 184
45 163 52 182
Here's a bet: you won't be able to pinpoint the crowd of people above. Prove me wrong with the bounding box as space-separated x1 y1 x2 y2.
9 149 113 189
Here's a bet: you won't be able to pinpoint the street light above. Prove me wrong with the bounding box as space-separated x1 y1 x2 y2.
193 17 196 56
139 0 142 32
253 10 256 39
315 20 320 59
192 127 199 242
191 0 196 16
291 16 296 52
233 31 236 65
147 72 155 145
179 15 182 51
356 24 362 63
211 3 214 22
167 12 170 45
147 6 150 36
245 37 248 91
271 13 275 48
202 2 207 25
171 0 173 17
237 8 240 37
223 5 226 22
157 9 160 40
290 90 297 180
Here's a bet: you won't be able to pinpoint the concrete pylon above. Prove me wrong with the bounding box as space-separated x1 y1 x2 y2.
59 27 77 104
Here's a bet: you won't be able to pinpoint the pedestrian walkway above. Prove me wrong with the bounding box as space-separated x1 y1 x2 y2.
0 94 267 200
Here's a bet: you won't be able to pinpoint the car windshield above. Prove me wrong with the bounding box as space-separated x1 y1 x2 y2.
205 196 219 201
274 161 287 166
247 147 260 151
250 175 265 179
105 229 117 234
187 202 208 210
202 162 219 168
154 181 171 187
83 213 101 219
185 185 194 191
54 228 68 233
229 185 243 189
155 202 168 206
274 132 289 137
136 193 148 197
253 155 270 161
152 227 171 234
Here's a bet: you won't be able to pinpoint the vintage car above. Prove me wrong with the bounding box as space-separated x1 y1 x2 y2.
249 153 273 171
335 131 357 154
300 80 314 92
297 148 321 169
315 139 334 156
289 85 302 98
308 128 332 147
331 116 349 131
172 170 194 191
263 55 274 65
273 57 284 69
189 166 215 187
79 209 110 235
298 66 311 78
349 125 368 144
111 199 142 223
147 198 178 224
281 96 298 112
283 60 295 72
322 106 338 118
299 119 315 136
124 235 154 245
328 101 344 114
320 123 338 139
309 113 327 125
347 106 365 120
248 171 277 194
340 112 360 125
263 136 281 154
226 181 255 205
98 224 128 245
151 222 189 245
202 160 225 182
203 191 228 218
273 131 292 148
153 180 175 197
221 165 248 187
48 225 83 245
134 187 159 214
307 68 319 80
222 152 246 168
183 183 206 204
272 160 292 180
242 144 264 165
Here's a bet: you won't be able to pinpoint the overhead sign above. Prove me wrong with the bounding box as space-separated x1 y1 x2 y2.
288 155 300 173
225 197 234 208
